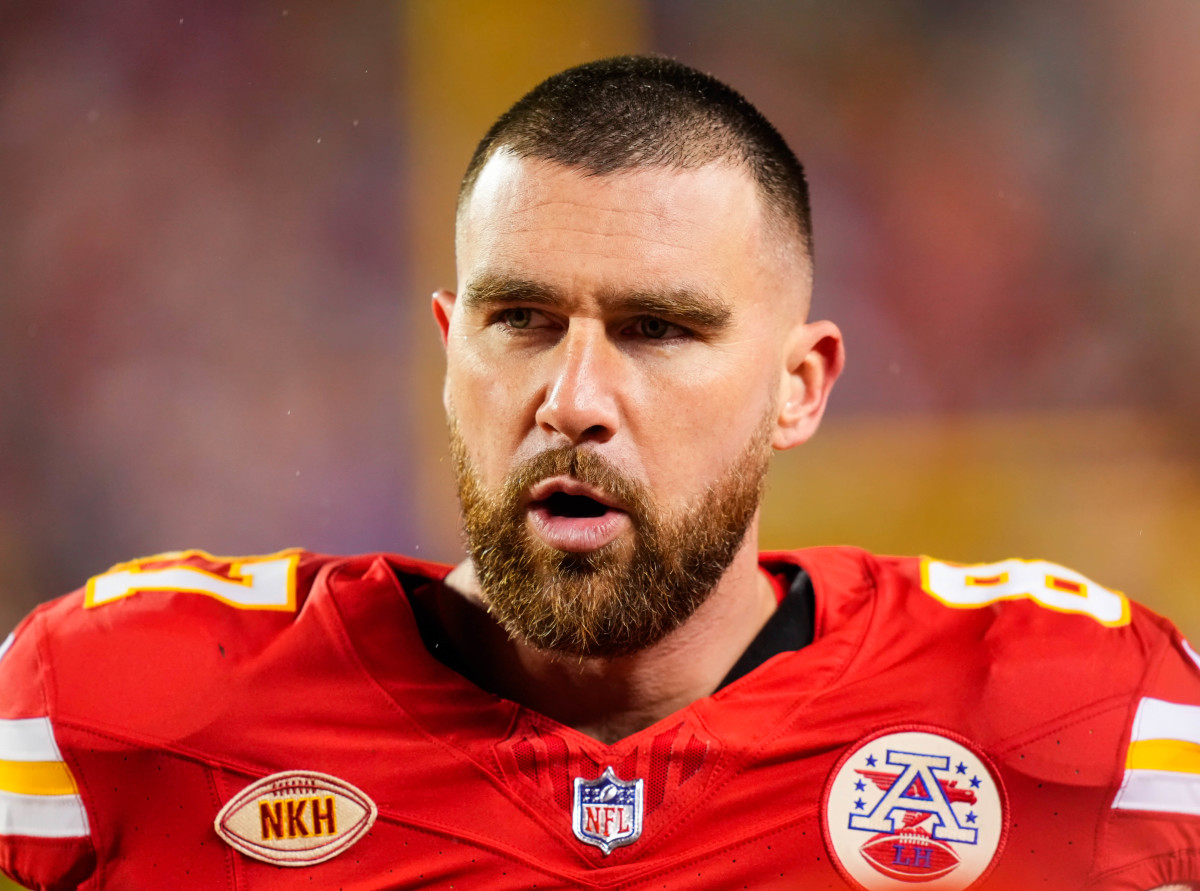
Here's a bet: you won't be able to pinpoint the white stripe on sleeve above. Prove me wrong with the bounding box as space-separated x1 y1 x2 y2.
0 633 12 666
0 789 90 839
1130 697 1200 746
0 717 66 762
1113 768 1200 816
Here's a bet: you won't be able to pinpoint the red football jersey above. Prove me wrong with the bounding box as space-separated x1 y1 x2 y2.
1 547 1198 890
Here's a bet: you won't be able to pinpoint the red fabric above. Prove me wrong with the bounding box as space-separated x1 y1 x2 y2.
0 836 96 891
1 547 1197 889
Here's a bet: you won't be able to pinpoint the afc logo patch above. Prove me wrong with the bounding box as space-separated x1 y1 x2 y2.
572 766 644 855
822 727 1008 890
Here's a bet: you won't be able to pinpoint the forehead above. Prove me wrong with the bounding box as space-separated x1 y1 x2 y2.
455 153 775 301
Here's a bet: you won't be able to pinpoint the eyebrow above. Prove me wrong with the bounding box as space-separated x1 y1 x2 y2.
461 274 559 309
461 273 734 331
606 289 733 330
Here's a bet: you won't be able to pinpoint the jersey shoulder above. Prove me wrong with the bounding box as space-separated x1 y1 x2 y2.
2 548 450 718
770 546 1200 888
888 552 1200 889
5 548 335 705
0 547 446 891
772 545 1171 650
767 545 1190 749
20 546 448 644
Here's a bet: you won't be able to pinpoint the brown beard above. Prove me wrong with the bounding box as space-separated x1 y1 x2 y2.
449 415 772 658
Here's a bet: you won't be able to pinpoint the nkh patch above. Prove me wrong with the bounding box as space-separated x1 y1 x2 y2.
822 727 1008 890
572 766 644 855
215 770 377 866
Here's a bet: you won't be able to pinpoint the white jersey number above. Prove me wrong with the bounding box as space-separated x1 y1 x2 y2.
85 549 300 611
920 557 1129 627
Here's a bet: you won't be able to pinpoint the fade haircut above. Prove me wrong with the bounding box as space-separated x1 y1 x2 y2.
458 55 813 258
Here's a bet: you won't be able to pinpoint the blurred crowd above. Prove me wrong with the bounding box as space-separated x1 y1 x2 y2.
2 1 1199 634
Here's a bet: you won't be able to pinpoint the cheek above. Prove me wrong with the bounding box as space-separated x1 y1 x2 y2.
641 349 772 432
446 349 537 470
631 361 772 488
449 335 519 404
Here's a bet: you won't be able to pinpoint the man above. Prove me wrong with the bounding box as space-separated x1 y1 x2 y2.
1 56 1197 890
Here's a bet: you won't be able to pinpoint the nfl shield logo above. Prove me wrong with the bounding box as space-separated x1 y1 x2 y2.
572 766 644 855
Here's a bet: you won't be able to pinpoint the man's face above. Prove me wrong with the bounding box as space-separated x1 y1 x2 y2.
437 153 818 657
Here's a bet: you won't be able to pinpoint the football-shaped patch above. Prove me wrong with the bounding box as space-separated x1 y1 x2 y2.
860 830 960 881
215 770 377 866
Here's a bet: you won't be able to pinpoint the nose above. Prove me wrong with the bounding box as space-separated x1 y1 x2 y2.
534 321 620 445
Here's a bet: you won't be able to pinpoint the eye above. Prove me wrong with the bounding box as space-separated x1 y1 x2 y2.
628 316 686 340
497 307 549 330
502 308 533 329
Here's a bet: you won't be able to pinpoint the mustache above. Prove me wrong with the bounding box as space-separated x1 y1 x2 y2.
502 447 651 523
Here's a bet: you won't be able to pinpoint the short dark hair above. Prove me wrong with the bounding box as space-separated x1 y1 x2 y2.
458 55 813 258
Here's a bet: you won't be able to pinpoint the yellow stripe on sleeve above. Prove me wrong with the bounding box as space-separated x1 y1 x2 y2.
1126 738 1200 775
0 759 79 796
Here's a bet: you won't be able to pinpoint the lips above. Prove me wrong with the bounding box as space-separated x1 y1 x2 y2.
527 477 625 511
525 476 631 553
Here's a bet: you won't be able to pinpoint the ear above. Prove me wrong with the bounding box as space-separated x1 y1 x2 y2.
772 319 845 451
432 289 457 348
432 289 459 413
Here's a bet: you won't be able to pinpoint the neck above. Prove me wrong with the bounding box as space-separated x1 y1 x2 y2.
438 527 776 745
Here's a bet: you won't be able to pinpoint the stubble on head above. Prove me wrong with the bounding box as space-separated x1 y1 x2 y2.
449 411 775 659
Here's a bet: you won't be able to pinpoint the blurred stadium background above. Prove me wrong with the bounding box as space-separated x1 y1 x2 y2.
1 6 1198 880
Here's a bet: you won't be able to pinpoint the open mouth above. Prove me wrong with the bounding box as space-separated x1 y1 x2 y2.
539 491 611 519
525 478 631 552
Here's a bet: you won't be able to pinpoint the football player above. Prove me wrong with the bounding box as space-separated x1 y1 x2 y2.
2 56 1198 890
